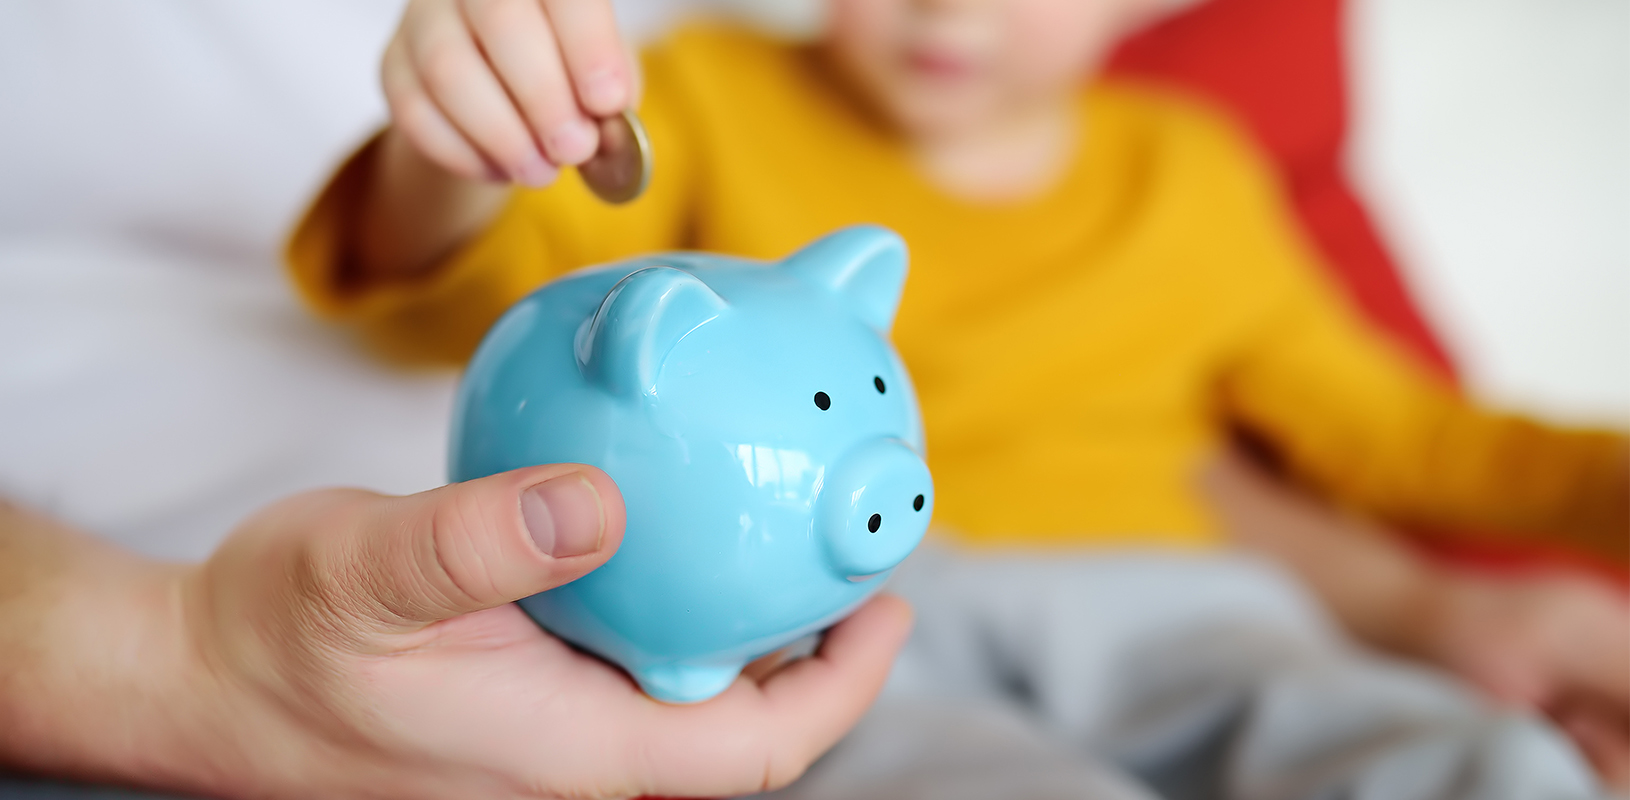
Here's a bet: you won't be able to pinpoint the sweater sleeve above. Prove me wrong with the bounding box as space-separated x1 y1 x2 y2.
283 44 699 364
1215 142 1628 563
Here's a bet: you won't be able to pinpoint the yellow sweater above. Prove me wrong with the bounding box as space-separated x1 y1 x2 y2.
288 25 1625 558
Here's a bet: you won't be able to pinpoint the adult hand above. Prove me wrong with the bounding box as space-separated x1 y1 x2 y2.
0 465 912 799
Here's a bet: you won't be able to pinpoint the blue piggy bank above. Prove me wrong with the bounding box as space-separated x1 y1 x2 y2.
450 225 934 703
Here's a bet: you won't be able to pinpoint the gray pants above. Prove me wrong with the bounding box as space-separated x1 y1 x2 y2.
759 546 1607 800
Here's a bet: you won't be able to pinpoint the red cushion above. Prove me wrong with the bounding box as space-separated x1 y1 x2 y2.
1106 0 1456 378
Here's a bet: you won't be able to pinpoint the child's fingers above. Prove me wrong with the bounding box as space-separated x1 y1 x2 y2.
381 37 494 182
542 0 632 116
462 0 598 167
402 0 554 186
1551 578 1630 706
1555 701 1630 790
1571 629 1630 708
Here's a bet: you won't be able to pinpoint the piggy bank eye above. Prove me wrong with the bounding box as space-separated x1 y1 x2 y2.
874 376 886 394
814 391 831 411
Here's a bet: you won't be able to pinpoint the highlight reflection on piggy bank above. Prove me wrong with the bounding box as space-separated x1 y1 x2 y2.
450 225 933 703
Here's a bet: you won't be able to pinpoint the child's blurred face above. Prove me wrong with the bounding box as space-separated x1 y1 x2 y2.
825 0 1158 136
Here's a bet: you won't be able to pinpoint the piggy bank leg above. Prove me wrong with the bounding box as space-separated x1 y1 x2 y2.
633 661 747 704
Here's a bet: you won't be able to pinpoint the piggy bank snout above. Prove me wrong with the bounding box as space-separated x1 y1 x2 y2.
815 438 933 579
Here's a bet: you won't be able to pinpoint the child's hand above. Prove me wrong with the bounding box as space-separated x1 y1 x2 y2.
383 0 635 186
1 466 912 799
1418 571 1629 789
1203 449 1628 789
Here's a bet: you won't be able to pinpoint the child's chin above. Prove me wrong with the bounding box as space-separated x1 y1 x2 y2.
884 90 1001 138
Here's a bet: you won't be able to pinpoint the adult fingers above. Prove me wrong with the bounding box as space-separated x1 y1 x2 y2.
541 0 633 116
462 0 598 166
315 463 626 628
400 0 556 185
739 646 794 684
625 594 913 797
753 593 914 776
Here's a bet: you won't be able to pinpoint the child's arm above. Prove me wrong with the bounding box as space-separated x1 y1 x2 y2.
1222 267 1628 563
1198 131 1629 564
286 0 695 363
350 128 513 285
1173 101 1626 562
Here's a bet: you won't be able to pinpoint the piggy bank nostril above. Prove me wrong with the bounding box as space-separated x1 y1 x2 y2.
913 494 925 511
817 438 933 578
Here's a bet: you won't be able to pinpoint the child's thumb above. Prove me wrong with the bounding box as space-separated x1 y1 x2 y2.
340 464 626 626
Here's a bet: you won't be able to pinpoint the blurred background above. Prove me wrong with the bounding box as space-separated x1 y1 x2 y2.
0 0 1625 561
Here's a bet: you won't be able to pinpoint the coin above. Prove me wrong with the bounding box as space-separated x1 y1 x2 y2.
579 109 652 205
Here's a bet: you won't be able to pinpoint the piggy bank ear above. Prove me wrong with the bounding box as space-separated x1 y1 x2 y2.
576 266 727 397
784 225 908 332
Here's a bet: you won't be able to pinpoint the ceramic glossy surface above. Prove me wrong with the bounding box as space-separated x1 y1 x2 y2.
450 225 933 703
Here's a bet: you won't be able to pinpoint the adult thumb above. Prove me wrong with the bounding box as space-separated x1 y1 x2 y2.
332 463 625 626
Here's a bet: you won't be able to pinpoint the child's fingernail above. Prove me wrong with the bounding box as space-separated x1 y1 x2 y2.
520 474 604 559
511 152 557 187
582 69 627 111
546 118 597 165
